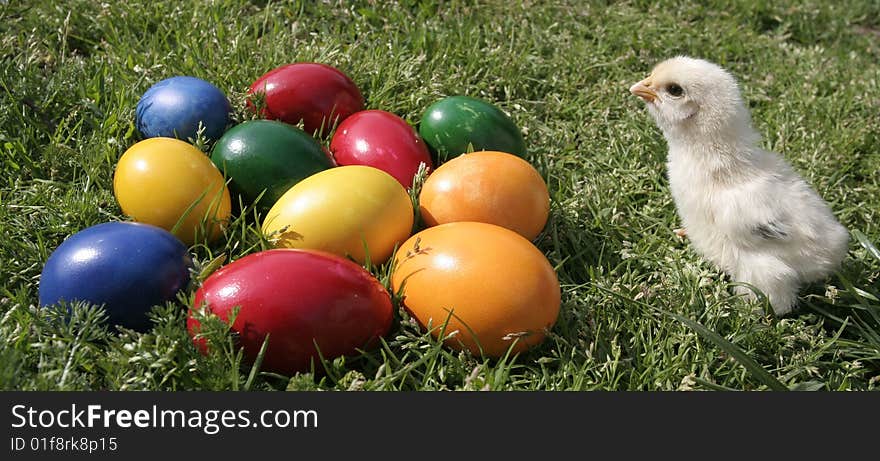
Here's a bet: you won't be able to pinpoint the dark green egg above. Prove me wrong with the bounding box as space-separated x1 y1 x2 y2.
418 95 526 163
211 120 333 211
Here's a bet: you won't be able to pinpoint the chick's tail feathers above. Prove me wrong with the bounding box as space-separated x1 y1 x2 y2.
734 252 801 315
800 219 850 284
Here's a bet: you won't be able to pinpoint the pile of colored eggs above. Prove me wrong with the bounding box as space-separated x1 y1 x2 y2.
38 61 561 376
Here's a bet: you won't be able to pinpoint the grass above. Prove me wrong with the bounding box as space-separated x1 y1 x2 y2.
1 0 879 391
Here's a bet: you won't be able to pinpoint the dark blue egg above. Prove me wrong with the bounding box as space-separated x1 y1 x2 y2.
136 76 231 142
38 222 193 332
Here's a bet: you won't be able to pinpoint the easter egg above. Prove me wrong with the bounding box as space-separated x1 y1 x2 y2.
113 137 232 245
418 95 527 162
262 165 413 264
329 110 434 189
136 76 231 142
187 249 393 375
39 222 192 332
249 63 364 137
391 222 560 358
419 151 549 240
211 120 333 210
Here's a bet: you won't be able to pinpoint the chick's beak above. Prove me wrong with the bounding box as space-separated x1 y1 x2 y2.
630 79 658 103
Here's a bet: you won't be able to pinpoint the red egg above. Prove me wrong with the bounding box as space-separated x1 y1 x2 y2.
187 249 393 375
330 110 434 189
249 63 364 138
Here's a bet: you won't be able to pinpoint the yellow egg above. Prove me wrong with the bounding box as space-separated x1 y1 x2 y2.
262 165 413 264
113 137 231 245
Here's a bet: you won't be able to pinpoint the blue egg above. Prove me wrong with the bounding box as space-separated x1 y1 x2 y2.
38 222 193 332
136 76 231 142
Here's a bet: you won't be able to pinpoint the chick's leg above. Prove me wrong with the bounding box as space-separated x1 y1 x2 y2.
733 253 800 316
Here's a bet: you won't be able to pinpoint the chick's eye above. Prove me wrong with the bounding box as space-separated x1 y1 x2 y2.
666 84 684 97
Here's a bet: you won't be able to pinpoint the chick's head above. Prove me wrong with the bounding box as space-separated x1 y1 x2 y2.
630 56 751 139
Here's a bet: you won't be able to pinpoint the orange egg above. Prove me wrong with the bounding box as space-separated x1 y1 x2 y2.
391 221 560 357
418 150 550 241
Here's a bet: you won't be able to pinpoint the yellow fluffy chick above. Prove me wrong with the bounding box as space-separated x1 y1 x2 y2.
630 56 849 315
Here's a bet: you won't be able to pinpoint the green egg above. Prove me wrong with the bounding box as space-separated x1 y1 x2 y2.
418 95 527 163
211 120 334 211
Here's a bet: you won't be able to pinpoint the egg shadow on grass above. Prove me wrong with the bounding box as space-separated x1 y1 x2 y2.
224 190 277 234
536 205 621 286
225 316 398 389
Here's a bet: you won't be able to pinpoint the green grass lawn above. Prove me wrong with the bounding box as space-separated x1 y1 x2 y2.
1 0 878 391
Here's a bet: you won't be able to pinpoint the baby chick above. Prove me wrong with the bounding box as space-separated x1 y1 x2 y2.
629 56 849 315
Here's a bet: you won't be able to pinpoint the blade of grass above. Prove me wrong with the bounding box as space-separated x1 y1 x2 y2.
664 311 788 391
597 285 788 391
852 230 880 263
243 333 270 391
